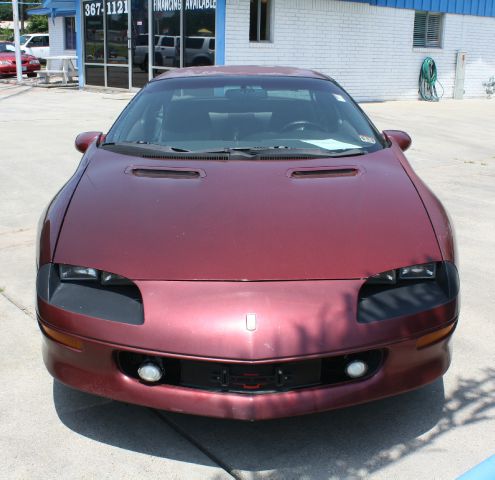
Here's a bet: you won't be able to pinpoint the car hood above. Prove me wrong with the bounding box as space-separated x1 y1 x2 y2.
0 52 34 61
54 146 441 280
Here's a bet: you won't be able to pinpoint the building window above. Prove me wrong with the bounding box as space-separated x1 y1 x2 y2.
250 0 271 42
413 11 443 48
65 17 76 50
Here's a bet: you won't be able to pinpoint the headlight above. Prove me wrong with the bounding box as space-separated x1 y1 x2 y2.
0 60 11 65
101 271 132 286
367 263 437 285
59 264 132 285
29 59 39 65
368 270 396 285
399 263 436 280
59 264 98 281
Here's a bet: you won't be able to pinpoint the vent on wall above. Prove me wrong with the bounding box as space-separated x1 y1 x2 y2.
413 11 444 48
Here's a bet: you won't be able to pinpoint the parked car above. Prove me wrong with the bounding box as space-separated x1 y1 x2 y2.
133 34 214 71
0 41 40 78
19 33 50 60
36 66 459 421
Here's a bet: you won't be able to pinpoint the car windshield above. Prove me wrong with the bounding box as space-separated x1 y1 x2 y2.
105 76 384 155
19 35 29 45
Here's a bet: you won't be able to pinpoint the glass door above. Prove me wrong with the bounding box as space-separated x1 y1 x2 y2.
151 3 180 78
105 0 129 88
151 1 216 77
130 0 149 88
183 5 215 68
83 0 105 86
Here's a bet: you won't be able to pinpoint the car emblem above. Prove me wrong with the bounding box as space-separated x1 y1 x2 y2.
246 313 257 331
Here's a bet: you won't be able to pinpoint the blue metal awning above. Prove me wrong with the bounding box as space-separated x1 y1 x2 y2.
347 0 495 17
26 0 75 17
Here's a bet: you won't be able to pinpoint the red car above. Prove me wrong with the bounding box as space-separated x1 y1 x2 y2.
36 66 459 421
0 41 39 78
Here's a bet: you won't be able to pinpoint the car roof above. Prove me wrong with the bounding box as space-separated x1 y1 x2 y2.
152 65 331 82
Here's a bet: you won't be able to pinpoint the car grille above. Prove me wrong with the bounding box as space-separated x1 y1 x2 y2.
117 349 384 394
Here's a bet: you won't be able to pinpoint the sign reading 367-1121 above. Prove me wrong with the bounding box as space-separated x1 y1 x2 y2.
84 1 128 16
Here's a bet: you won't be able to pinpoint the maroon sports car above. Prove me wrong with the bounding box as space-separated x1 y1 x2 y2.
36 66 459 421
0 41 39 78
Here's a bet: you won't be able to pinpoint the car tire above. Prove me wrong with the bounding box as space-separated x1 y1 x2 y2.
27 72 37 78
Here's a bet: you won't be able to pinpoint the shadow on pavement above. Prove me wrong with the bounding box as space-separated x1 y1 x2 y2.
52 370 491 479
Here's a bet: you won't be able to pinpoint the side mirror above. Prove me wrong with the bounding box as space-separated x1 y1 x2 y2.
383 130 412 152
75 131 104 153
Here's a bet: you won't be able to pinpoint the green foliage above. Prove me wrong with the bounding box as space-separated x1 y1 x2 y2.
0 4 12 21
26 15 48 33
0 28 13 41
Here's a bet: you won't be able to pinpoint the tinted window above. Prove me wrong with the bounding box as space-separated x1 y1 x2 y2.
106 76 384 155
250 0 271 42
136 34 148 46
160 36 175 47
29 36 44 46
65 17 76 49
185 38 204 49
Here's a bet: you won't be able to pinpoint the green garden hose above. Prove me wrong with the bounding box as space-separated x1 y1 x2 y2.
419 57 444 102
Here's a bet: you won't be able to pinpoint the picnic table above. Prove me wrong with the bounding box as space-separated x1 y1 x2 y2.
36 55 78 85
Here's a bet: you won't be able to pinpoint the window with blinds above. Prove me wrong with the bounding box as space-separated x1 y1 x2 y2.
413 11 444 48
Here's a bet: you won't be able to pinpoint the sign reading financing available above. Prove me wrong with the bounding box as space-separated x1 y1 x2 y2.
153 0 216 12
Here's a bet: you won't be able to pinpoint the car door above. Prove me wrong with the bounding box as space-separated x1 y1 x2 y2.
26 36 50 59
39 36 50 58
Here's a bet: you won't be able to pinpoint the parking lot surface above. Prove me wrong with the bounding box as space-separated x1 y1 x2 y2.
0 85 494 480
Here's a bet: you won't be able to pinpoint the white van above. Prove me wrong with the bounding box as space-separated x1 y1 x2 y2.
19 33 50 59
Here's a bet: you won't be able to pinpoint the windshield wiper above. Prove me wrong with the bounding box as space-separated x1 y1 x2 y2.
101 141 190 153
188 146 368 159
101 142 368 159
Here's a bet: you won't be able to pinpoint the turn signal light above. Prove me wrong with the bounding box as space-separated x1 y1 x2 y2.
416 324 456 349
40 324 83 351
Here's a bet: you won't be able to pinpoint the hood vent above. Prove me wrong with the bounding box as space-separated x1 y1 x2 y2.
127 166 206 179
289 168 359 179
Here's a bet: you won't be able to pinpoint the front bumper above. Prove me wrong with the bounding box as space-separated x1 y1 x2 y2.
0 64 38 76
40 319 455 421
37 275 458 420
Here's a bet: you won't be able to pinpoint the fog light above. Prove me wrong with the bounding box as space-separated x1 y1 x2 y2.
345 360 368 379
137 362 163 383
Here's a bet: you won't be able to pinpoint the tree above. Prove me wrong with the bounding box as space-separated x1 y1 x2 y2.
26 15 48 33
0 4 13 22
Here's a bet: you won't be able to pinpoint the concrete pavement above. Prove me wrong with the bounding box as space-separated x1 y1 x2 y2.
0 86 494 479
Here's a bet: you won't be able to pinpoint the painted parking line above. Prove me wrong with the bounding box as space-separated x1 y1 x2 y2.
458 455 495 480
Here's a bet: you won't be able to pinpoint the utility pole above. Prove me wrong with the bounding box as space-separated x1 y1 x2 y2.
11 0 23 83
20 1 24 32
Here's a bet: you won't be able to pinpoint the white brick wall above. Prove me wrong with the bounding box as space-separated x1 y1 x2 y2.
225 0 495 101
48 16 77 70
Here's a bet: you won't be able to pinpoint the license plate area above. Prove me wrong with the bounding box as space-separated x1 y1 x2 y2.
181 360 322 393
